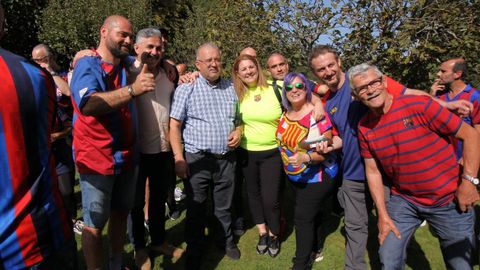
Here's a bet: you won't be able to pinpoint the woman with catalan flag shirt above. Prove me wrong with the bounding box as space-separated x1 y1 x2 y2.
276 72 341 270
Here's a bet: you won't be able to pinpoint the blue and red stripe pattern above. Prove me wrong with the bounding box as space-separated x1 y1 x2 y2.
358 95 462 207
436 84 480 160
70 56 137 175
0 48 72 269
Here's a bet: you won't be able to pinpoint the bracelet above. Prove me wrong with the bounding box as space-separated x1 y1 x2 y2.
306 152 312 165
127 85 136 98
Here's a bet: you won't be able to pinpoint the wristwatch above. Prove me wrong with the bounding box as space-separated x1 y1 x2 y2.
462 174 479 186
127 85 136 98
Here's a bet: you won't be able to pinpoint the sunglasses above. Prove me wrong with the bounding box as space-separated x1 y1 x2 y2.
285 83 305 91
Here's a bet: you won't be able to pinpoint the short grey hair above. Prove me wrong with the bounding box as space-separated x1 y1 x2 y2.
347 63 383 91
196 42 220 60
135 27 162 44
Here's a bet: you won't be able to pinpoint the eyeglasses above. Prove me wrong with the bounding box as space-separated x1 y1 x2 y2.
354 77 383 96
32 56 48 63
285 83 305 91
197 58 222 66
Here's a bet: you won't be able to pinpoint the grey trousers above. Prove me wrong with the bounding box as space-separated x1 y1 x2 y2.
337 179 372 270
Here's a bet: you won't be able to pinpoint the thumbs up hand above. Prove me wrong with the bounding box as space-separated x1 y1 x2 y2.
131 64 155 96
288 147 309 168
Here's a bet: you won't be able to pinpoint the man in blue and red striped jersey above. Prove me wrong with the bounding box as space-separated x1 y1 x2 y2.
0 5 77 270
70 15 156 270
308 45 475 270
351 63 480 269
432 57 480 160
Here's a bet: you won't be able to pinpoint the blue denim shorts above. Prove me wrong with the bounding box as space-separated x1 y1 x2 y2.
80 167 138 228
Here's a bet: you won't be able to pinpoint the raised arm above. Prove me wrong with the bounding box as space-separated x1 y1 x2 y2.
81 64 155 116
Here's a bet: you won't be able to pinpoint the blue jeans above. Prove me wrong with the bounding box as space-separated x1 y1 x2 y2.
379 195 475 270
80 168 138 229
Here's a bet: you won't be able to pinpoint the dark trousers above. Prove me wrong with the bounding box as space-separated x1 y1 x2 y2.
128 152 174 250
232 148 245 227
184 151 236 261
291 175 335 270
238 147 283 235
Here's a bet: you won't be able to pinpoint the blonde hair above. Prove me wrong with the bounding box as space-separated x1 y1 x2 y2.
232 54 268 101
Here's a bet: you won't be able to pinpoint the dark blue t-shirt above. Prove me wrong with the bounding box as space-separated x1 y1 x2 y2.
324 74 406 181
324 75 368 180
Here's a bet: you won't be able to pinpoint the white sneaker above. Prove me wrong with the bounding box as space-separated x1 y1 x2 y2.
174 187 186 202
73 220 84 235
420 220 427 227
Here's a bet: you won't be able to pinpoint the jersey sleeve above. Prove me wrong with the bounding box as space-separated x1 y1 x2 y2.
469 90 480 126
70 57 101 110
422 96 463 136
358 123 373 159
317 114 333 134
385 75 406 96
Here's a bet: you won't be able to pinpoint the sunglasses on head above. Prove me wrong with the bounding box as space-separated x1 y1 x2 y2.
285 83 305 91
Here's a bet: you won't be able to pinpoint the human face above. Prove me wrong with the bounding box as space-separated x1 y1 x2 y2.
195 47 222 83
352 69 388 113
267 55 289 80
310 52 344 91
31 48 49 65
103 19 134 58
436 60 457 85
286 76 307 108
134 36 163 68
237 59 258 87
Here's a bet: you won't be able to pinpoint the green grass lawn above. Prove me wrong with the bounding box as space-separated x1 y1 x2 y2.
73 179 480 270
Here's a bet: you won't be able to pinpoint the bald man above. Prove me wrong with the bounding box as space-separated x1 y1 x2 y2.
70 15 155 270
432 58 480 160
240 46 257 58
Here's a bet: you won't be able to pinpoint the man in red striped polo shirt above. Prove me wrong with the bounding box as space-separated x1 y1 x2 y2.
351 63 480 269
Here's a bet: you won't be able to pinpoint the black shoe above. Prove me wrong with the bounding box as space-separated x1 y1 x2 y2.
268 236 280 258
225 244 241 260
256 234 269 254
232 219 245 236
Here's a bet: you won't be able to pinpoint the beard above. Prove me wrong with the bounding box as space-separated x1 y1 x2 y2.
106 39 130 58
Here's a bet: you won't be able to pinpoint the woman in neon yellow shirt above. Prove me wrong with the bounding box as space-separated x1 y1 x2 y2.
232 54 283 257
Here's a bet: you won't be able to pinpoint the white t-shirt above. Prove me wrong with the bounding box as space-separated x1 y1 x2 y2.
132 60 174 153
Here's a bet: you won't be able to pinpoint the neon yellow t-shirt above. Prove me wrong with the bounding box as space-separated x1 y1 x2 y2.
239 85 283 151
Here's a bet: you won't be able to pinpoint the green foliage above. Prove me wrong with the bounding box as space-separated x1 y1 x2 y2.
38 0 155 68
1 0 46 57
337 0 480 89
168 0 279 75
6 0 477 87
266 0 339 75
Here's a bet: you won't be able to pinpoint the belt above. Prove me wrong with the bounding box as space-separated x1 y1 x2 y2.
200 151 232 159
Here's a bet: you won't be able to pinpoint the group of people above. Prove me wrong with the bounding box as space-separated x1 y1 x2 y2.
1 8 480 270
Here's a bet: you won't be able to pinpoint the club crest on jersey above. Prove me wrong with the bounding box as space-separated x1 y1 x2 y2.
403 117 414 128
329 106 337 115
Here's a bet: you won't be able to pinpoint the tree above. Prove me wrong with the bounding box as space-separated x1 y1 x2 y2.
336 0 480 89
266 0 339 74
38 0 156 68
168 0 278 74
1 0 46 57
